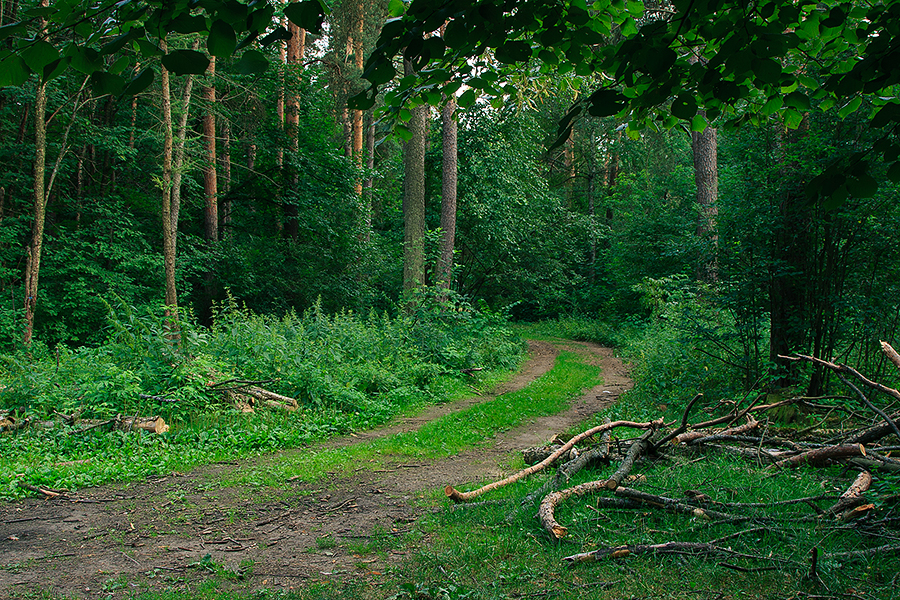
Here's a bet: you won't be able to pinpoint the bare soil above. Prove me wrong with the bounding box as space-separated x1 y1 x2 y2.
0 340 631 598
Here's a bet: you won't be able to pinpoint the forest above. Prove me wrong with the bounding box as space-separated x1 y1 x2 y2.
1 0 900 599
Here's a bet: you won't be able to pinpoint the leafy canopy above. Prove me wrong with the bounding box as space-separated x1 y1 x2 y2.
347 0 900 202
0 0 328 93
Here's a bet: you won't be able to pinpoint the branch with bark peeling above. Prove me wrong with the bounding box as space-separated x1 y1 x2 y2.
444 418 664 503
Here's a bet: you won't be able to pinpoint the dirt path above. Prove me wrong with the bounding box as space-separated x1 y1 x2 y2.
0 340 631 598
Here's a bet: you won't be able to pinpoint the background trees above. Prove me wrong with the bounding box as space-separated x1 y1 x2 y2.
0 0 898 400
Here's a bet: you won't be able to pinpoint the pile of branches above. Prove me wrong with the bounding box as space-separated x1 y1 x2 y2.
444 344 900 570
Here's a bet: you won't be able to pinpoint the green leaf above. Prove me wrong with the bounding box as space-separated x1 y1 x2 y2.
588 89 625 117
761 95 783 116
753 58 782 84
443 18 469 49
121 67 154 96
162 50 211 75
847 173 878 198
887 162 900 184
691 114 707 132
136 39 164 58
784 108 803 129
43 58 68 82
394 124 412 142
0 22 27 41
284 1 327 34
233 49 268 75
69 46 102 74
670 93 697 120
458 89 477 108
871 102 900 129
260 27 292 47
169 13 207 35
495 40 531 64
0 53 29 86
784 90 810 111
838 96 862 119
22 40 59 73
208 20 237 58
362 59 395 85
348 90 376 110
388 0 406 17
821 184 848 210
90 71 125 96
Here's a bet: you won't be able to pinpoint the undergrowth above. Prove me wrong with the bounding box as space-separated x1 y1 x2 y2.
0 295 525 500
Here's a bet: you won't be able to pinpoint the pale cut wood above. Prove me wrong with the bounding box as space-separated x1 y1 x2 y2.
825 471 872 519
673 416 759 445
445 418 664 503
881 341 900 372
118 416 169 434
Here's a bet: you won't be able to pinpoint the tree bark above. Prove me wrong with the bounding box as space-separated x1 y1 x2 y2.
23 77 47 346
436 96 458 293
692 116 718 282
202 57 218 244
284 17 305 241
402 60 428 300
445 418 664 503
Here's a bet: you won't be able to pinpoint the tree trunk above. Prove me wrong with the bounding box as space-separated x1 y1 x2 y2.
692 116 718 282
202 57 218 244
284 18 305 241
436 95 457 293
23 77 47 346
160 47 177 316
221 117 232 238
402 59 428 300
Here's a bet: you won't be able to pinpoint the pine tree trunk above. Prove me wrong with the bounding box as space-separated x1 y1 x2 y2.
202 57 218 244
402 59 428 300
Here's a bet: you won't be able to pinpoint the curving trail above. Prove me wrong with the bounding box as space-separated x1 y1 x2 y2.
0 340 631 598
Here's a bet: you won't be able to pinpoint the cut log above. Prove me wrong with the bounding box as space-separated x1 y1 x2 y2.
117 416 169 434
445 418 665 503
881 341 900 372
823 471 872 519
246 386 299 409
769 444 865 469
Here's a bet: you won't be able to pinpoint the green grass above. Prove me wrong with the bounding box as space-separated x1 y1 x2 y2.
228 350 601 487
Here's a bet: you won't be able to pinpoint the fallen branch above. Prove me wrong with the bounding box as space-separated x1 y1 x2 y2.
769 444 866 469
780 354 900 403
673 417 759 446
445 418 664 503
653 393 703 448
564 541 728 563
605 428 655 490
881 341 900 372
824 471 872 519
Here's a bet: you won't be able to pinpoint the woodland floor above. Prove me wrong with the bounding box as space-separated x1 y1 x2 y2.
0 340 632 599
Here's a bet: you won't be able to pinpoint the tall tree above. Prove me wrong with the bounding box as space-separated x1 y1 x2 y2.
402 61 428 299
202 57 218 244
692 120 718 282
436 95 458 293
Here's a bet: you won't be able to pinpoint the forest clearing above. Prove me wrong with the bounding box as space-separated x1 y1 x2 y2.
3 0 900 598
